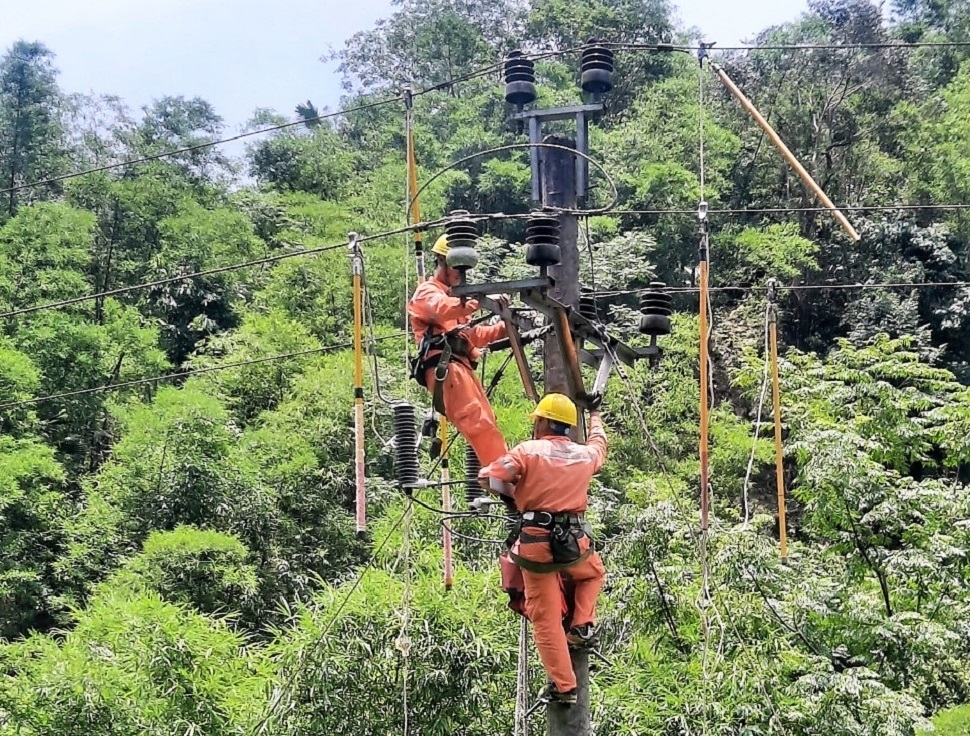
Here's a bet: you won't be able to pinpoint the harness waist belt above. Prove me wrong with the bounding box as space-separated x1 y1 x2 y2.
521 511 585 527
427 331 473 357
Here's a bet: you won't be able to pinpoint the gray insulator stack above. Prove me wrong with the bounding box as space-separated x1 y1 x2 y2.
393 402 419 488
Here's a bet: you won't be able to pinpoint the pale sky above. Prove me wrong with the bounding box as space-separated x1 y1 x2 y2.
4 0 811 143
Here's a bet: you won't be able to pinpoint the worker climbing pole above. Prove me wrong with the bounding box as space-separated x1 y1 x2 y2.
362 37 873 736
444 38 666 736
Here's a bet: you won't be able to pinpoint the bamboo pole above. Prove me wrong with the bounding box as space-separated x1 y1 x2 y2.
710 62 860 242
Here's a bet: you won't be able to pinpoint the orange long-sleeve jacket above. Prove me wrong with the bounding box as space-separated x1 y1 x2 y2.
407 275 507 362
478 415 607 513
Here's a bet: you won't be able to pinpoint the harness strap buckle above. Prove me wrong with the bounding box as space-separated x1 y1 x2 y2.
522 511 554 527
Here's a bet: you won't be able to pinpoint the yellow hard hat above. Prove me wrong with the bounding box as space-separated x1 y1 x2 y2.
431 234 449 257
530 393 578 427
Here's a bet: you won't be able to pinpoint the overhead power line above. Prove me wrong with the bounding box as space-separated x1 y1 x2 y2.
0 333 406 411
603 203 970 216
10 35 957 199
1 46 590 199
618 40 970 53
594 280 970 298
0 220 444 321
707 41 970 51
0 97 398 198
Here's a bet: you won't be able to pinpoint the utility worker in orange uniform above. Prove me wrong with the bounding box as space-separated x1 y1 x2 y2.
407 233 509 469
478 393 607 705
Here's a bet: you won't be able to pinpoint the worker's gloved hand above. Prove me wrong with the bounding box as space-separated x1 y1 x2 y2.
488 294 511 310
583 392 604 412
592 323 612 344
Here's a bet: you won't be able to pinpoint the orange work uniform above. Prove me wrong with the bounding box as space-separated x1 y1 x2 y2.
407 275 508 468
478 415 607 693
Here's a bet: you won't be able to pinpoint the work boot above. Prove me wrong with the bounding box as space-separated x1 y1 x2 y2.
541 682 578 706
566 623 598 649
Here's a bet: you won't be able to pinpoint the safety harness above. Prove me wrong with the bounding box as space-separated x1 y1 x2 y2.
409 327 478 415
507 511 593 574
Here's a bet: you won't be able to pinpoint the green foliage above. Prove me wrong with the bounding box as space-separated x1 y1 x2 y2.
0 201 93 309
249 124 360 198
0 41 67 218
150 201 263 363
7 0 970 731
188 309 320 423
257 511 522 736
56 386 274 606
0 437 67 639
117 526 260 617
0 585 264 735
727 222 820 281
922 704 970 734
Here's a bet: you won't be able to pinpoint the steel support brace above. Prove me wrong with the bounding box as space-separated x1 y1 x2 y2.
520 288 653 368
551 306 586 402
494 304 539 403
456 278 654 368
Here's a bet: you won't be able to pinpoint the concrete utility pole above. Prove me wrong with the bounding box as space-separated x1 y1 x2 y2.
539 133 591 736
499 40 620 736
540 134 580 400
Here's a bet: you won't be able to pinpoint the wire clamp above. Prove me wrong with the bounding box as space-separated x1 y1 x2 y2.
697 41 715 65
766 277 778 303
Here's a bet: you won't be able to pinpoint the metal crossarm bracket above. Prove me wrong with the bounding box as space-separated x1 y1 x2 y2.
451 277 553 299
520 288 650 368
454 278 652 369
477 295 539 334
452 273 656 406
509 103 604 123
510 102 604 203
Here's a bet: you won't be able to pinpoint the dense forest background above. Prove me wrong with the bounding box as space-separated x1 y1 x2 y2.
3 0 970 733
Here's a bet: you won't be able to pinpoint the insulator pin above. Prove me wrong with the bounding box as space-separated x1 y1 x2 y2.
638 281 673 336
445 209 479 271
524 209 561 268
504 50 537 107
580 39 615 96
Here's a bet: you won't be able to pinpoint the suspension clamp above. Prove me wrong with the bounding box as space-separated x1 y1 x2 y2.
697 41 715 65
697 203 709 261
766 277 779 324
766 277 778 303
402 85 413 110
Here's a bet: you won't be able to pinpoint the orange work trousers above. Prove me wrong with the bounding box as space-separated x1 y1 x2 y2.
516 531 605 693
424 360 507 467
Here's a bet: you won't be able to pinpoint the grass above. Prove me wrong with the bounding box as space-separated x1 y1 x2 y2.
921 705 970 735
